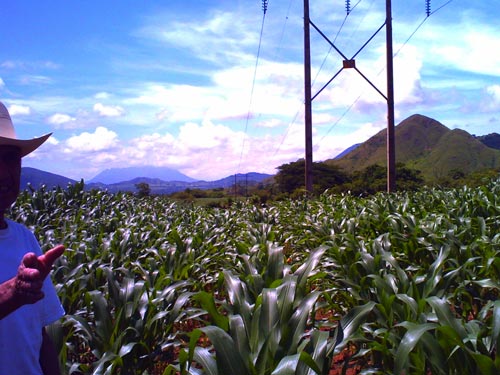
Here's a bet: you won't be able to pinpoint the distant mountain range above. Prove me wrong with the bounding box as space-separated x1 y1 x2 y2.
21 167 77 190
20 167 272 195
89 166 196 184
334 143 361 159
20 114 500 192
327 114 500 182
86 172 272 194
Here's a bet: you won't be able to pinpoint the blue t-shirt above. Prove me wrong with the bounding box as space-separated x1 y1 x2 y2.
0 219 65 375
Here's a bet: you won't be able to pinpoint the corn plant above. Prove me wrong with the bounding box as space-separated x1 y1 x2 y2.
176 244 374 375
8 177 500 374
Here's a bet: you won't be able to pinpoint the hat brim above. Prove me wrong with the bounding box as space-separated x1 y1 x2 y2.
0 133 52 157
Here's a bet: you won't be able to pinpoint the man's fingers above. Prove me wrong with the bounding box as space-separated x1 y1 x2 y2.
14 274 45 304
38 245 65 272
16 278 44 292
13 247 63 306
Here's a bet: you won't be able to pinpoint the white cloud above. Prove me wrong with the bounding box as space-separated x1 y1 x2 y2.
22 135 59 161
312 113 338 126
178 121 244 151
93 103 125 117
487 85 500 102
46 136 59 146
128 60 305 126
416 21 500 77
0 60 59 70
130 84 213 123
8 104 31 116
0 61 16 69
105 121 290 180
393 45 424 104
47 113 76 125
256 118 286 128
143 10 258 64
94 92 110 99
482 85 500 111
64 127 119 153
20 75 53 85
155 108 169 121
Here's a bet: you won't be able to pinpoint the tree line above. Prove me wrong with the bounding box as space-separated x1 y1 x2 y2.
137 160 499 204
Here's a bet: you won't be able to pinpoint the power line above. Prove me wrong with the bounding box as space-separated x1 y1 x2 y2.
273 107 302 158
430 0 454 15
395 1 454 57
276 0 295 51
340 0 376 54
237 1 269 174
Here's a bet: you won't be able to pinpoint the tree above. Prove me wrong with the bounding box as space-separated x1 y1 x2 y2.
135 182 151 198
275 159 349 195
348 163 424 195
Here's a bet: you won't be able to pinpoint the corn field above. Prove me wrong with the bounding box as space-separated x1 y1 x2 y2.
9 179 500 374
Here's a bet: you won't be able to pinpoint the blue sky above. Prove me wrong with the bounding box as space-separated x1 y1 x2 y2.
1 0 499 181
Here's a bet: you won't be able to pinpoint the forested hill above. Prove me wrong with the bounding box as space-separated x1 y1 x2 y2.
327 114 500 182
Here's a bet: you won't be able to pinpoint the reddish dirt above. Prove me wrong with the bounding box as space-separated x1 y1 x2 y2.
328 348 365 375
149 348 367 375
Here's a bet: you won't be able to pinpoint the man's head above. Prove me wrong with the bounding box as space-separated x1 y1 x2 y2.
0 102 51 214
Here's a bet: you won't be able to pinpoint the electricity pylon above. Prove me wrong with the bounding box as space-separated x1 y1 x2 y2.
303 0 396 193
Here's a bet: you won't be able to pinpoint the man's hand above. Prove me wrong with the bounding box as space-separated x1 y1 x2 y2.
15 245 65 304
1 245 65 319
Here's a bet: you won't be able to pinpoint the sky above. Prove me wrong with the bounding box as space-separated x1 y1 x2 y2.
1 0 499 181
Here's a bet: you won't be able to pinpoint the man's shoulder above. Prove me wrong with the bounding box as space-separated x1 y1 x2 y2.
4 219 37 242
5 218 30 232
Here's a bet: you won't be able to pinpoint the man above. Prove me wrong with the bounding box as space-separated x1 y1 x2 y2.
0 101 65 374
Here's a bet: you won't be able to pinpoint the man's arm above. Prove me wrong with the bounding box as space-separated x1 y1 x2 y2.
0 245 65 319
40 327 61 375
0 277 26 319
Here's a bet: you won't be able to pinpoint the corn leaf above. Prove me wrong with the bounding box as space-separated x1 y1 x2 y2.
200 325 250 375
394 322 438 374
490 300 500 353
192 347 218 375
194 291 229 331
271 354 300 375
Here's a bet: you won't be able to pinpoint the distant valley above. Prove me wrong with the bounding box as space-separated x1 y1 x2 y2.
20 167 273 195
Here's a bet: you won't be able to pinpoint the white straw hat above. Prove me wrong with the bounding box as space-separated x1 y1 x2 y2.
0 101 51 157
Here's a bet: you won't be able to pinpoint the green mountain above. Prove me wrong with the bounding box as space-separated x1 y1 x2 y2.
327 114 500 182
477 133 500 150
21 167 77 190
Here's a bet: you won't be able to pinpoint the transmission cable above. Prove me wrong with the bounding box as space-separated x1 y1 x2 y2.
276 0 295 54
237 1 269 173
394 0 454 57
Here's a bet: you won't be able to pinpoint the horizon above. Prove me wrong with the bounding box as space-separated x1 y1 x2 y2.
21 165 275 184
23 112 500 183
2 1 499 181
